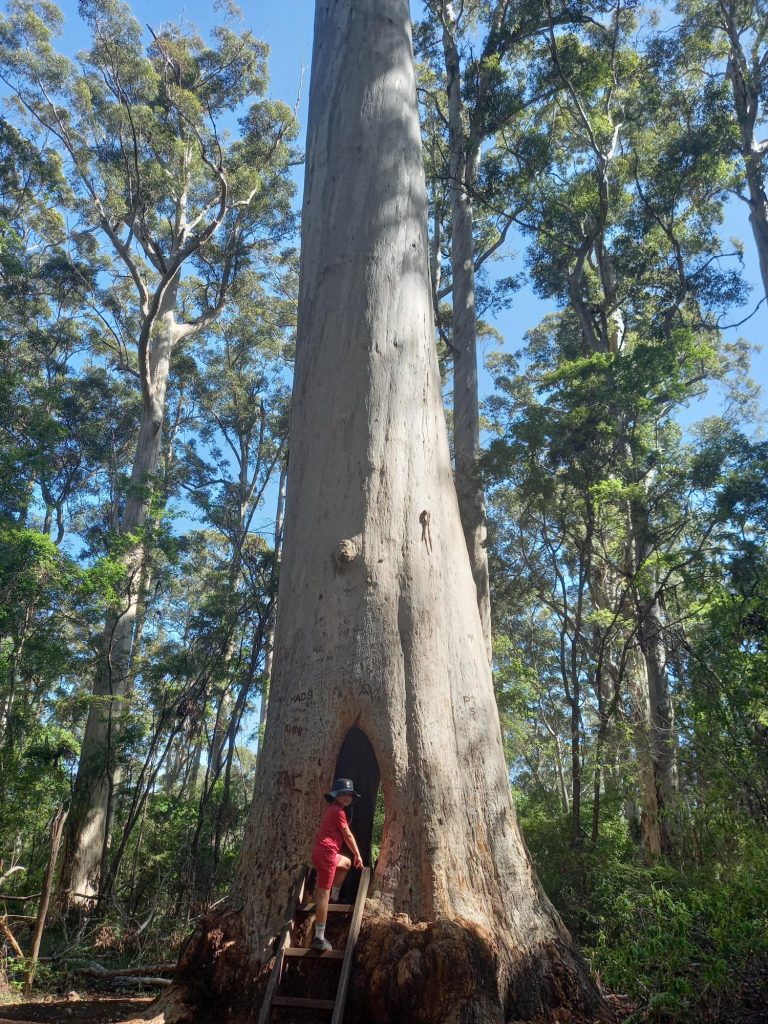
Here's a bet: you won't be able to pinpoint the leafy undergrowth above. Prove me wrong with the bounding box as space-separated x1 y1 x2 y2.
520 798 768 1024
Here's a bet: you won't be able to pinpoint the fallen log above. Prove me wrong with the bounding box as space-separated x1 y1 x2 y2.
109 976 173 989
83 962 177 978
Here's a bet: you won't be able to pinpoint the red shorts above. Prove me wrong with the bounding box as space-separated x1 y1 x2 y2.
312 844 340 890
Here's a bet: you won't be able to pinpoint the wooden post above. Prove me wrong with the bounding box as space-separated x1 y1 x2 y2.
24 808 68 994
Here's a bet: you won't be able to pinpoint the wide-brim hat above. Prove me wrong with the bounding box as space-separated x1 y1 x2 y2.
324 777 361 803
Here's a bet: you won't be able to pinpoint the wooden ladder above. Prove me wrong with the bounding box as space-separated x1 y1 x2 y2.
258 866 371 1024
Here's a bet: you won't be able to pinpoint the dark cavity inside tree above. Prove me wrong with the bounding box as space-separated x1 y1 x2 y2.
136 2 608 1022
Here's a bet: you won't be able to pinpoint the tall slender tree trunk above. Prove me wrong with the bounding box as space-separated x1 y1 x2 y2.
723 27 768 299
569 690 582 848
638 598 680 848
137 5 605 1022
628 496 680 857
625 648 663 863
442 9 492 662
742 160 768 299
60 298 178 904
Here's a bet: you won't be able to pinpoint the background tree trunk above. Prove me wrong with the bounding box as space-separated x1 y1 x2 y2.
138 3 605 1021
60 300 178 903
442 8 493 662
626 649 664 862
723 20 768 299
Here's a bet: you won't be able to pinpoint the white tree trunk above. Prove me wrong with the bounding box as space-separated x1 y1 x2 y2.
725 36 768 299
60 301 177 903
139 4 602 1021
442 9 493 662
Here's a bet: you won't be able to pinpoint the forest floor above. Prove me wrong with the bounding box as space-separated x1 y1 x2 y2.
0 994 153 1023
0 985 766 1024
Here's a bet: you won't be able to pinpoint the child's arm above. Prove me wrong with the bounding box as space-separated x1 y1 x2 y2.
341 822 364 869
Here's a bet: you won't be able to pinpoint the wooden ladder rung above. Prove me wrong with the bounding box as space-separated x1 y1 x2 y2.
259 865 371 1024
298 902 354 913
283 947 344 959
272 995 336 1010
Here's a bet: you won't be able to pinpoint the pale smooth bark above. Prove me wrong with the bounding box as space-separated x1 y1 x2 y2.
589 535 670 860
441 7 492 663
61 296 180 902
140 4 602 1021
720 0 768 299
629 502 680 855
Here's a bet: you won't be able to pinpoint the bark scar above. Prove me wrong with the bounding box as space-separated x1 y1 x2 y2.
419 510 433 554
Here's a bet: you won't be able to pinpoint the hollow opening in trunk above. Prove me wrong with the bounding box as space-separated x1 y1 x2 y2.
332 726 381 902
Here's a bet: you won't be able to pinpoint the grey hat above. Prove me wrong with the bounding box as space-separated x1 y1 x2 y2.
324 777 361 803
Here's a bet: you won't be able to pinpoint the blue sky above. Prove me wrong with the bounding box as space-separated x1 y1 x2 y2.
50 0 767 430
39 0 766 752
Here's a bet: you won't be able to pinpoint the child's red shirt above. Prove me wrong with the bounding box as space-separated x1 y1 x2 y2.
314 802 349 855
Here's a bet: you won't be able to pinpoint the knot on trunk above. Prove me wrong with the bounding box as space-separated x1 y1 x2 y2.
334 537 360 570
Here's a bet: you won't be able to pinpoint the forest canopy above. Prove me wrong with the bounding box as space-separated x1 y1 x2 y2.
0 0 766 1022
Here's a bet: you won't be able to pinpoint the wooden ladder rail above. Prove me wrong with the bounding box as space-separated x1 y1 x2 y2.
330 865 370 1024
257 867 309 1024
257 865 371 1024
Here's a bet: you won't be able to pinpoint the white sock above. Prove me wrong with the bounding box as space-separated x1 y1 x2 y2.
331 886 341 900
315 922 325 939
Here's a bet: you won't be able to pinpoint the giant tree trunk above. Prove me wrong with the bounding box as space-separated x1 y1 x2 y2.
137 4 605 1022
258 459 287 744
442 8 493 663
60 302 177 904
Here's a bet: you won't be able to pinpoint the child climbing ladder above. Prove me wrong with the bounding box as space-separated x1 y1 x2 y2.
310 778 365 951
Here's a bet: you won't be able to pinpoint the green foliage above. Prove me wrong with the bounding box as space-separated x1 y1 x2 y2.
520 793 768 1023
370 787 385 863
0 0 293 947
590 827 768 1021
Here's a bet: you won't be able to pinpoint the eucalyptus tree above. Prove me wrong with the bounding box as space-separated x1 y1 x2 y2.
670 0 768 299
485 308 731 852
415 0 606 661
413 3 532 656
138 2 604 1021
487 0 749 858
175 278 292 899
0 110 136 795
680 428 768 832
0 0 297 900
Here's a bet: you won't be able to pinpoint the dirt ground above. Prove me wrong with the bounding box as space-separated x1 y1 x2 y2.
0 994 154 1023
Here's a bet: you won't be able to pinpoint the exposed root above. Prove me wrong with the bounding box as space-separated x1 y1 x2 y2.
345 899 611 1024
119 899 611 1024
120 904 267 1024
350 901 505 1024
